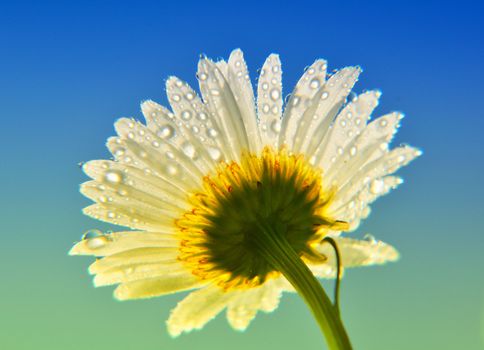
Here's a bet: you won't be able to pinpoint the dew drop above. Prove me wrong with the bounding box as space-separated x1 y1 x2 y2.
191 125 200 134
181 110 192 121
340 120 347 128
262 104 270 113
198 73 208 81
197 112 208 121
270 119 281 133
292 96 301 107
321 91 329 100
186 92 194 100
172 94 181 102
165 164 179 176
104 169 124 184
272 65 279 73
370 179 384 194
210 89 220 96
349 146 357 156
158 124 175 140
309 78 320 89
208 147 222 161
207 128 218 138
379 119 388 127
114 148 125 157
84 231 109 249
363 233 377 243
262 82 269 91
82 229 103 240
270 88 280 101
182 142 197 159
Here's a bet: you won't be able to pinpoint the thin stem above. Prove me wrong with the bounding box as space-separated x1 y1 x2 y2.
253 220 352 350
322 236 342 314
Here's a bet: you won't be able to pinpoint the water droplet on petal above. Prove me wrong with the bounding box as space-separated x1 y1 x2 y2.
158 125 175 139
349 146 357 156
82 229 103 240
182 142 197 159
261 82 269 90
270 119 281 133
309 78 320 89
207 128 218 138
180 110 191 120
104 170 124 184
370 179 384 194
321 92 329 100
186 92 195 100
208 147 222 161
363 233 377 243
270 88 280 101
165 164 179 176
198 72 208 81
197 112 208 121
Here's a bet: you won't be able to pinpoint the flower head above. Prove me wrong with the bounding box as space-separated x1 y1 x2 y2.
70 49 420 337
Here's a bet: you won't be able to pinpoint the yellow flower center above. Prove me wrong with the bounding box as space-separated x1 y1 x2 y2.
176 147 348 290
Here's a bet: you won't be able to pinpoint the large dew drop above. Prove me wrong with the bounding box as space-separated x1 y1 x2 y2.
104 169 124 184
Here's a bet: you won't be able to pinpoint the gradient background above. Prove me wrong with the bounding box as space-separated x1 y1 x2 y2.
1 0 483 349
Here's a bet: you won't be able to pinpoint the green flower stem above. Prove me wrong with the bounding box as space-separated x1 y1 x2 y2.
253 220 352 350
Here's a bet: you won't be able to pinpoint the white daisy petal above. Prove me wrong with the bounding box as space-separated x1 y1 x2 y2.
82 159 188 203
227 49 261 152
331 144 421 214
332 175 404 229
316 90 381 167
316 236 399 272
298 67 361 155
93 261 188 287
167 285 233 337
69 231 178 257
112 118 203 186
114 273 203 301
80 180 184 218
226 281 282 331
88 247 180 274
82 203 174 231
324 112 405 186
279 59 328 149
164 78 227 168
197 58 250 160
257 54 283 149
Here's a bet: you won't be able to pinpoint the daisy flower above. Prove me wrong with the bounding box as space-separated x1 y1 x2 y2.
70 49 420 349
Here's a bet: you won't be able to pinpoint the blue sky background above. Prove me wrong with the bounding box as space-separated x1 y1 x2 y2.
1 0 483 349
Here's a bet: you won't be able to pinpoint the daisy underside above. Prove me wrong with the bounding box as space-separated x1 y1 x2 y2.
70 49 420 337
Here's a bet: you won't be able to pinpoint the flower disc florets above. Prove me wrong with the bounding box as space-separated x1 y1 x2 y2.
176 147 348 290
